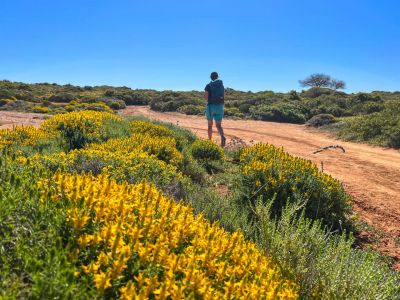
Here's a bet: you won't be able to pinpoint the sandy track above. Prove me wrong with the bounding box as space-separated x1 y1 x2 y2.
120 106 400 268
1 108 399 268
0 111 46 129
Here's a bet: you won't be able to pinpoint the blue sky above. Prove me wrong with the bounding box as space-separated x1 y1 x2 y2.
1 0 399 92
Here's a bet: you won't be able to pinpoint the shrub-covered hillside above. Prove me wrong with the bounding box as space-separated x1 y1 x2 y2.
0 111 399 299
1 80 400 148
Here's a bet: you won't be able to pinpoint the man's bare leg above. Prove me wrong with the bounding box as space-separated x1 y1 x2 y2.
216 121 226 147
208 120 213 140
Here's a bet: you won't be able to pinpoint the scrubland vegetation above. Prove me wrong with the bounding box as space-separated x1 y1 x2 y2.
1 79 400 148
0 110 399 299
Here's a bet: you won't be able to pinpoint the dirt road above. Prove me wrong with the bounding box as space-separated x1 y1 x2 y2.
1 107 399 268
0 111 46 129
120 106 400 268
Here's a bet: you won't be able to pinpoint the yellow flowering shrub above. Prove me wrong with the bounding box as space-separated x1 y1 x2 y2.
239 143 350 227
32 105 50 113
88 133 183 167
130 119 198 152
190 139 224 161
40 110 127 149
65 100 113 113
39 173 298 299
41 110 122 135
36 147 182 190
0 126 53 148
130 120 175 138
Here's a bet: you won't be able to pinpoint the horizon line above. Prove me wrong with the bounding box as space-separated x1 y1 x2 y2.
2 78 399 94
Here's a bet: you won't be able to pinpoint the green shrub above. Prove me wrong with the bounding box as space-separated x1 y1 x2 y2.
1 99 33 111
0 99 8 107
288 90 300 100
388 129 400 148
306 114 336 127
130 118 198 151
42 100 52 107
250 102 306 123
238 103 251 113
225 106 244 118
0 154 94 299
47 92 75 103
339 106 400 148
190 139 224 161
177 104 204 115
32 105 50 113
41 111 129 150
67 100 113 113
352 93 382 103
362 101 384 114
301 87 333 98
348 101 385 115
102 98 126 110
255 201 400 299
237 143 350 229
109 101 124 110
130 120 175 138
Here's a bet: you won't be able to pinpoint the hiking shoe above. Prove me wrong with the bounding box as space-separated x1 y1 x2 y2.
221 136 226 147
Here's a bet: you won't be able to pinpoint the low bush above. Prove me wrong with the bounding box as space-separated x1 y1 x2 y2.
102 98 127 110
67 100 113 113
32 105 50 113
339 104 400 148
130 120 175 138
224 106 244 118
236 143 350 229
352 93 382 103
46 92 75 103
250 103 306 124
388 129 400 148
306 114 336 127
238 103 251 113
0 99 33 111
130 119 198 151
177 104 204 115
36 147 186 200
89 133 183 167
0 99 8 106
190 139 224 161
40 110 128 150
0 154 94 299
0 126 63 156
255 201 400 299
300 87 333 98
34 173 298 299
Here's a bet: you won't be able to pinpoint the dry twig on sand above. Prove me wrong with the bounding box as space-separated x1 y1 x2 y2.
313 144 345 154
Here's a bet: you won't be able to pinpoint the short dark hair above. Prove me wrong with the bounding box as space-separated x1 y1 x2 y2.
210 72 218 81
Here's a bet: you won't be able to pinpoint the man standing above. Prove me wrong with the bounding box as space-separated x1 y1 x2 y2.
204 72 226 147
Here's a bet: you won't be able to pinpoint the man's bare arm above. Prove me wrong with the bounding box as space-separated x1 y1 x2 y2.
204 91 209 101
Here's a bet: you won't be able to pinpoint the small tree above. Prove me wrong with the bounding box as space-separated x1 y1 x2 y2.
299 74 346 90
299 73 332 88
330 79 346 90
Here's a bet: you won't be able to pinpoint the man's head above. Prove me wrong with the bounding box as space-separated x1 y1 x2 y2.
210 72 219 81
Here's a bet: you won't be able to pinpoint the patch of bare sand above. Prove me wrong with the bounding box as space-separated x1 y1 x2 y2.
0 111 46 129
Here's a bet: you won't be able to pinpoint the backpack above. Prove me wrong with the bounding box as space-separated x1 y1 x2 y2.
208 80 224 104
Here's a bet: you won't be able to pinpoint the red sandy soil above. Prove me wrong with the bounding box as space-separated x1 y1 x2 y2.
0 111 46 129
1 108 399 269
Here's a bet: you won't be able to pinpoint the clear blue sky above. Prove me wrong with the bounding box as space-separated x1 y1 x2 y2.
1 0 399 92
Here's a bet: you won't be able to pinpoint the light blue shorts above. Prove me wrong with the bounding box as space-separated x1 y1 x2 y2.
205 104 224 122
